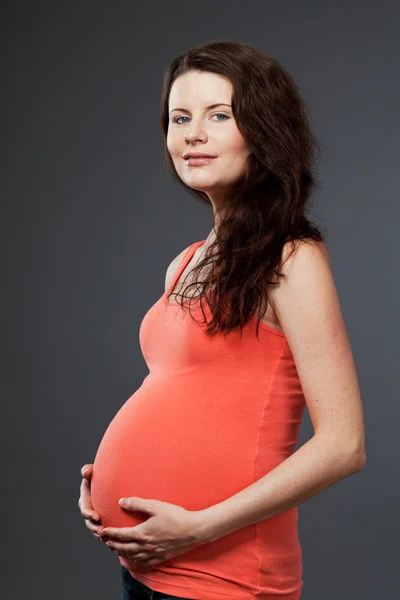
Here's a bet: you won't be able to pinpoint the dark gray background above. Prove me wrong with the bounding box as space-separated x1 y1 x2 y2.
1 1 398 598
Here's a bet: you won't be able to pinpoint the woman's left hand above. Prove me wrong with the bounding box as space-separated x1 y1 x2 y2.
98 497 206 568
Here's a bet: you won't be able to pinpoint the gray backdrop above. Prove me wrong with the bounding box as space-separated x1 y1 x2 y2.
2 1 398 599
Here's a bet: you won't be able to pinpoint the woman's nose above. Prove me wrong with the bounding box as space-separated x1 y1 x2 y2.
184 124 206 142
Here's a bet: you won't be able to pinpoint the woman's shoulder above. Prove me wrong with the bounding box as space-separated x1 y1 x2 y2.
281 238 329 267
268 238 331 312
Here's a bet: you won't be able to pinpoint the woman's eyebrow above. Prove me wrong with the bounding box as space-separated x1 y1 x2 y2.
169 103 231 115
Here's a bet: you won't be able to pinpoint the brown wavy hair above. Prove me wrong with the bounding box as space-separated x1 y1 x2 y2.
160 40 327 339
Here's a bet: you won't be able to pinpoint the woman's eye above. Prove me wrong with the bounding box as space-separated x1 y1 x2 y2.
173 113 229 124
173 116 189 124
213 113 229 121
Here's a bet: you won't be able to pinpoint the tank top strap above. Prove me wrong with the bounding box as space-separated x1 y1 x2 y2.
165 240 206 297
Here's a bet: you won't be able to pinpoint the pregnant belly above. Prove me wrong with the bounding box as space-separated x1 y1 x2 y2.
90 374 261 529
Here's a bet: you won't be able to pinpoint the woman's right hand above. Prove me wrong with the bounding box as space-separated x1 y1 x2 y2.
78 464 111 546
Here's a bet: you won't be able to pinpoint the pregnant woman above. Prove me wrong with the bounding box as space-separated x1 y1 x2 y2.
78 40 366 600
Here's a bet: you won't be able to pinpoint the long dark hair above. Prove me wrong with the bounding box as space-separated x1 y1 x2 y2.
160 40 326 339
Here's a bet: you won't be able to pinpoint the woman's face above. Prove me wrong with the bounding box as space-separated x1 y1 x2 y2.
167 70 251 202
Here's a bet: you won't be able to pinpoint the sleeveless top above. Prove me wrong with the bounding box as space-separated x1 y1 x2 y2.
90 239 330 600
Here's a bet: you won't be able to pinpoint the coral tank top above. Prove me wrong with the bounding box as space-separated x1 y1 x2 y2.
90 239 330 600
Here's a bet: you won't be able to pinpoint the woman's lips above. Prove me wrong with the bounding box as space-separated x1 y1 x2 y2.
185 157 217 166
